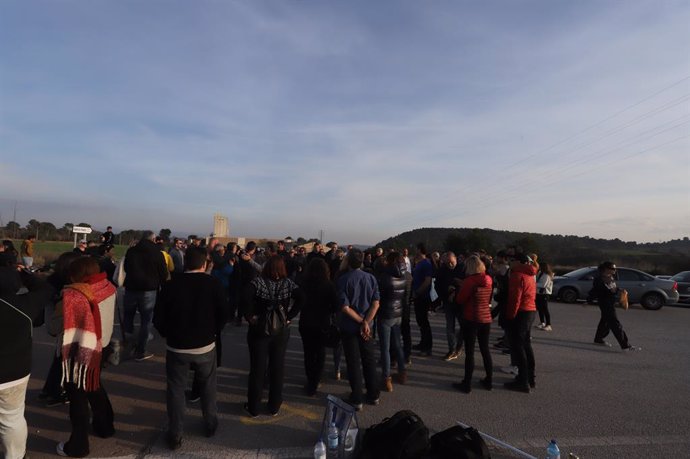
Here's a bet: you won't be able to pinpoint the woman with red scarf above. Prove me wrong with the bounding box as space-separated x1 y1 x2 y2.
56 257 116 457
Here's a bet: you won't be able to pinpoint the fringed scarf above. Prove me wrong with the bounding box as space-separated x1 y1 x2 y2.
61 272 106 392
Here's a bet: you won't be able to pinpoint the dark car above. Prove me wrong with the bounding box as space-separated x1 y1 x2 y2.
553 266 679 310
670 271 690 304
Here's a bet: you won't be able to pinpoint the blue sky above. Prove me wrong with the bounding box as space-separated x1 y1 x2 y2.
1 0 688 244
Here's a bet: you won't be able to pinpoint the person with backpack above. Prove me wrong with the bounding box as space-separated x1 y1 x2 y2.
535 263 554 331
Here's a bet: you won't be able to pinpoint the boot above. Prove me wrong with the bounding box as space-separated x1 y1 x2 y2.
383 377 393 392
395 371 407 385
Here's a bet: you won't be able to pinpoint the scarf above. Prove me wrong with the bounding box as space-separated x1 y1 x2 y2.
61 273 106 391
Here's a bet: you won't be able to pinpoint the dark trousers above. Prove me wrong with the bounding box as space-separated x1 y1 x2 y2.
414 295 433 351
445 302 463 353
299 326 326 391
595 303 629 348
63 382 114 457
401 301 412 359
341 330 380 404
461 320 492 383
42 353 63 397
166 349 217 438
246 327 290 414
508 311 536 386
536 294 551 326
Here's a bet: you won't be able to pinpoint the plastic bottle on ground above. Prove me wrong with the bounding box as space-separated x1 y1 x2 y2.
313 438 326 459
327 422 340 458
546 439 561 459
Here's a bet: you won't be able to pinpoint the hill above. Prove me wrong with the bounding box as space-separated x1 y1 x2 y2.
376 228 690 275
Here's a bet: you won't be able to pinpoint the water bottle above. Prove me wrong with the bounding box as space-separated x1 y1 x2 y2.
327 422 340 458
313 438 326 459
546 439 561 459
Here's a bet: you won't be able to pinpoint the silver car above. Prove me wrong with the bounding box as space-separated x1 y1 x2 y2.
553 266 680 310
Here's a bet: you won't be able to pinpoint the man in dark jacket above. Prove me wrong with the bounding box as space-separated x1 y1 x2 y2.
153 247 228 450
123 230 168 361
435 252 465 362
592 261 639 351
0 268 53 459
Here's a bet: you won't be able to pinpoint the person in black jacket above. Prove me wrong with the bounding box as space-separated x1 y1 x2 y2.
242 256 304 417
297 258 339 396
592 262 639 351
377 252 410 391
0 267 53 459
123 231 168 361
153 247 229 450
435 252 465 362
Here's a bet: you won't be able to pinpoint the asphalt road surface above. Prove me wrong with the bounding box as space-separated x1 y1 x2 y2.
24 301 690 458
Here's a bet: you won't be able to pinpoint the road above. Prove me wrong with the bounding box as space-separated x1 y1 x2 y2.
24 301 690 458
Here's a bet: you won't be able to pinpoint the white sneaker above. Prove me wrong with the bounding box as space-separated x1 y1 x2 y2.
543 325 552 331
536 323 546 330
501 366 518 375
56 442 68 457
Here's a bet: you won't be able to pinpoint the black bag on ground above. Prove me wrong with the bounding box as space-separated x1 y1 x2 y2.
357 410 429 459
429 425 490 459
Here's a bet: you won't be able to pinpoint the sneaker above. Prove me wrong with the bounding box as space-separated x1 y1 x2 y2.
243 403 258 418
543 325 552 332
185 390 200 403
443 351 459 362
383 377 393 392
501 366 519 375
623 345 642 352
56 442 68 457
147 332 154 342
334 370 341 381
594 340 612 347
405 356 412 366
536 323 546 330
134 352 154 362
44 393 70 408
366 397 380 406
504 380 530 393
395 371 408 385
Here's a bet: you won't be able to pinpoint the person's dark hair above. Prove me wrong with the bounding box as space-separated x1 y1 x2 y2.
54 252 83 284
540 262 554 277
246 241 257 253
346 249 364 270
416 242 427 255
262 255 288 280
69 256 101 283
141 230 155 241
227 242 237 252
386 251 401 266
305 257 330 283
107 226 112 231
184 247 207 271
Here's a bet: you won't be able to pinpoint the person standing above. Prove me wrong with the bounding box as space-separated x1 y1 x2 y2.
0 268 53 459
100 227 114 246
535 263 554 331
336 249 381 410
153 247 228 450
453 256 493 393
242 256 303 417
297 258 339 396
56 257 117 457
20 235 35 269
435 252 465 361
411 243 434 356
123 231 168 361
503 254 538 393
169 238 185 274
592 262 639 351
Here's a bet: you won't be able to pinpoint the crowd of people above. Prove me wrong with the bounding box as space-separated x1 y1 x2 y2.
0 232 641 458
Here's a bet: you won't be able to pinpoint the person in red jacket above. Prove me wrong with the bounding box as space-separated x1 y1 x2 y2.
453 255 493 393
504 253 538 393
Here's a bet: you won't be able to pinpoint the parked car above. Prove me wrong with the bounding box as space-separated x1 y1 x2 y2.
670 271 690 304
553 266 679 310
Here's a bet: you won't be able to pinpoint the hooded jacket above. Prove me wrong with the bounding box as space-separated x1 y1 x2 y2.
378 265 409 320
506 263 538 320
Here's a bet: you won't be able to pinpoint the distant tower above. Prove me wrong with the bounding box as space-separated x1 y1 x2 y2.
213 213 230 237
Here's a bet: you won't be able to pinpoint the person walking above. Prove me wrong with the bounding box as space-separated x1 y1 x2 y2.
336 249 381 411
297 258 339 396
592 262 640 351
122 231 168 361
56 257 117 457
535 263 554 331
452 256 493 393
242 256 304 417
377 252 409 392
153 247 228 450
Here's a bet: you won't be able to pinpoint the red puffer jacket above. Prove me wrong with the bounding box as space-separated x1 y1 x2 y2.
455 273 493 324
506 263 537 320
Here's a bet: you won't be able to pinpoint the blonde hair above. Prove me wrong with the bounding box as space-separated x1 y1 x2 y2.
464 255 486 276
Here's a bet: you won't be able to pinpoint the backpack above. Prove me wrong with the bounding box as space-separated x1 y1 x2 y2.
358 410 429 459
429 425 491 459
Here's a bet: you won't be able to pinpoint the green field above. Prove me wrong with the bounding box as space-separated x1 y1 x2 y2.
10 240 128 266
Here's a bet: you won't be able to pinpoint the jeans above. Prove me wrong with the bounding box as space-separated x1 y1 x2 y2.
378 318 405 378
0 378 28 459
21 257 33 268
123 289 157 353
508 311 536 386
246 327 290 414
166 349 217 438
414 295 433 351
536 294 551 326
595 303 629 348
63 382 114 457
299 326 326 391
461 320 492 383
444 302 463 353
341 330 380 404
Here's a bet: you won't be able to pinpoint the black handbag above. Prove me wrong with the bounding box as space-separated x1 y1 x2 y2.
262 300 287 337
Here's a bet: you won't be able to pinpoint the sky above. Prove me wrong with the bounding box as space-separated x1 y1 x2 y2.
1 0 689 245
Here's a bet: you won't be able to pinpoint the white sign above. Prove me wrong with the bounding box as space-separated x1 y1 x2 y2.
72 226 93 234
